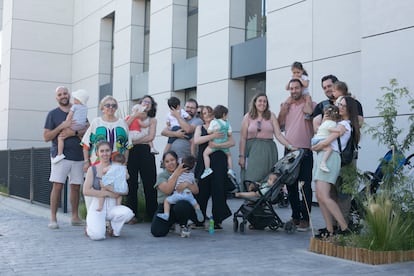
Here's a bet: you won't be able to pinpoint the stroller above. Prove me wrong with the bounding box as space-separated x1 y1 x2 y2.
349 149 414 229
233 149 304 234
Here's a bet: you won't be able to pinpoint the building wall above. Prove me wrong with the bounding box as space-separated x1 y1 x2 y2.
0 0 413 174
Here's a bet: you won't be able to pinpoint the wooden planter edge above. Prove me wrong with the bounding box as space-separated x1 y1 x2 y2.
309 237 414 265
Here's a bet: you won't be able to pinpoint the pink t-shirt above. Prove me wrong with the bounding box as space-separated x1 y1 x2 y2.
246 115 274 140
284 102 315 148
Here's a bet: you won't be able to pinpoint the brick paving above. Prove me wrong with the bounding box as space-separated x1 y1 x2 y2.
0 195 413 275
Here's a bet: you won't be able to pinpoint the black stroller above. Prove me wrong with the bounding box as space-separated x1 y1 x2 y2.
233 149 304 234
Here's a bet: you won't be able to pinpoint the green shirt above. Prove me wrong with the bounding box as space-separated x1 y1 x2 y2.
154 170 172 204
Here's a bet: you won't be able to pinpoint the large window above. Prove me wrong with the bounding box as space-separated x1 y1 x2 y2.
244 74 266 113
187 0 198 58
245 0 266 40
143 0 151 72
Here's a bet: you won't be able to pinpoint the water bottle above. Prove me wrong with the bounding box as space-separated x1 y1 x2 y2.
209 216 214 235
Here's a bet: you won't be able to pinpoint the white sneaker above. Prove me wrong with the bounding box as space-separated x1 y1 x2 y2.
52 154 65 164
48 221 59 229
227 169 237 179
157 213 169 221
180 225 191 238
320 163 330 173
200 168 213 179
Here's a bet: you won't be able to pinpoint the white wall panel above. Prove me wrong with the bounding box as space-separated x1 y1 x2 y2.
72 44 100 82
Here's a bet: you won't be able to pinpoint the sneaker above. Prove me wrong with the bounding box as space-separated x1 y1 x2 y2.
290 218 300 226
319 163 330 173
227 169 237 179
200 168 213 179
51 154 65 164
150 148 159 155
180 225 191 238
336 228 353 236
315 228 333 239
48 221 59 229
195 209 204 222
156 213 169 221
297 220 310 232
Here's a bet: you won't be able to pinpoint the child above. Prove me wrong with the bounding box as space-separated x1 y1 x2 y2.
163 96 192 154
200 105 236 181
234 172 279 198
97 153 129 211
311 104 341 172
157 155 204 222
285 61 314 120
52 89 89 164
127 101 159 154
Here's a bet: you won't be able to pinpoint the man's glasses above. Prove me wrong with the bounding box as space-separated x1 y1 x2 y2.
104 103 117 109
257 121 262 132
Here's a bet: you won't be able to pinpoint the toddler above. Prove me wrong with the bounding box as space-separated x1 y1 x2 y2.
127 101 159 154
200 105 236 181
97 153 129 211
285 61 314 120
163 96 192 154
157 155 204 222
234 172 279 198
311 104 341 172
52 89 89 164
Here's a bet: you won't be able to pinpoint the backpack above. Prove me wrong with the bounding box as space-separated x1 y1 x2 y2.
337 125 358 166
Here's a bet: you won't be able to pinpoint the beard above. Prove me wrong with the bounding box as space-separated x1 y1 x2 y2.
59 98 70 106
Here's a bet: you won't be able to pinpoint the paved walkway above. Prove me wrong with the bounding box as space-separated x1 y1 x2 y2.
0 194 413 275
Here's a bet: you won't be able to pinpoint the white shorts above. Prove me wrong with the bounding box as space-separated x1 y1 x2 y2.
49 159 84 185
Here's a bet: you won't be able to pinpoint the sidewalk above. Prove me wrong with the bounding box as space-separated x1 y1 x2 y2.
0 194 413 275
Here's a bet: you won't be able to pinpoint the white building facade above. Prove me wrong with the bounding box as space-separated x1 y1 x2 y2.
0 0 413 173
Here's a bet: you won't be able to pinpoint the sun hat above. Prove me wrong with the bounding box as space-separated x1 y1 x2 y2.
72 89 89 105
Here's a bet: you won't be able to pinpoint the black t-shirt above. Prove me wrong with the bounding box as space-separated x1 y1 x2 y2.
312 99 364 118
44 107 84 161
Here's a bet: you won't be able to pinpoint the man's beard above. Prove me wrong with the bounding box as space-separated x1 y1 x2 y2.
60 99 70 106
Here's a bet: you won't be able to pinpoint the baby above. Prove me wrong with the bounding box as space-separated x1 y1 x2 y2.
157 155 204 222
311 104 341 172
127 101 158 154
97 153 129 211
52 89 88 164
234 172 279 198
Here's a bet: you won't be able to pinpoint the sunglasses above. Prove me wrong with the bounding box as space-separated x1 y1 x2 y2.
257 121 262 132
104 103 117 109
142 100 152 104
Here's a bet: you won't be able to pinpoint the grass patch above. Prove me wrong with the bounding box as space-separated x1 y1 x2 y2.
0 184 9 194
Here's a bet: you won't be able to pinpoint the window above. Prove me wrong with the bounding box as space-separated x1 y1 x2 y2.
187 0 198 58
143 0 151 72
244 74 266 113
245 0 266 40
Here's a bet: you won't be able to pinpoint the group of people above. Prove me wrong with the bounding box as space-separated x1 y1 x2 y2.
43 61 363 240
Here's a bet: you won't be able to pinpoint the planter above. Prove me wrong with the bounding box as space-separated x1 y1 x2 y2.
309 237 414 265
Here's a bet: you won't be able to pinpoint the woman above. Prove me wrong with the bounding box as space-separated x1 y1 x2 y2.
83 141 134 240
239 93 293 188
81 96 132 171
193 106 233 229
151 151 199 237
312 96 361 237
124 95 158 223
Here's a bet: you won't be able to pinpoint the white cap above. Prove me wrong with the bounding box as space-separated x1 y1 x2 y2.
72 89 89 105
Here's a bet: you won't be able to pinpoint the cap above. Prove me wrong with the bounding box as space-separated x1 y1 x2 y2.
72 89 89 105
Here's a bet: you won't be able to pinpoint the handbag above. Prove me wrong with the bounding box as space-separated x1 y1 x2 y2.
337 126 358 166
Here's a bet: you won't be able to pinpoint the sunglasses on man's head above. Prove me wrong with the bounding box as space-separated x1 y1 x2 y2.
104 103 117 109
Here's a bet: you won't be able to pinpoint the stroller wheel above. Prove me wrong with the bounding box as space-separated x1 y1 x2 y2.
283 221 296 234
240 222 246 234
233 218 239 232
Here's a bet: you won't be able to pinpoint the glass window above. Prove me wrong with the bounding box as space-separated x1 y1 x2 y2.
245 74 266 113
187 0 198 58
143 0 151 72
245 0 266 40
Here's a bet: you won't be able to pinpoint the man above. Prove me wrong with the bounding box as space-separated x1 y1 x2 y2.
43 86 88 229
278 79 316 231
161 98 203 159
312 74 338 131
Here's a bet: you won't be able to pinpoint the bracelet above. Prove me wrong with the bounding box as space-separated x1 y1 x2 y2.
287 144 293 150
238 154 244 158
